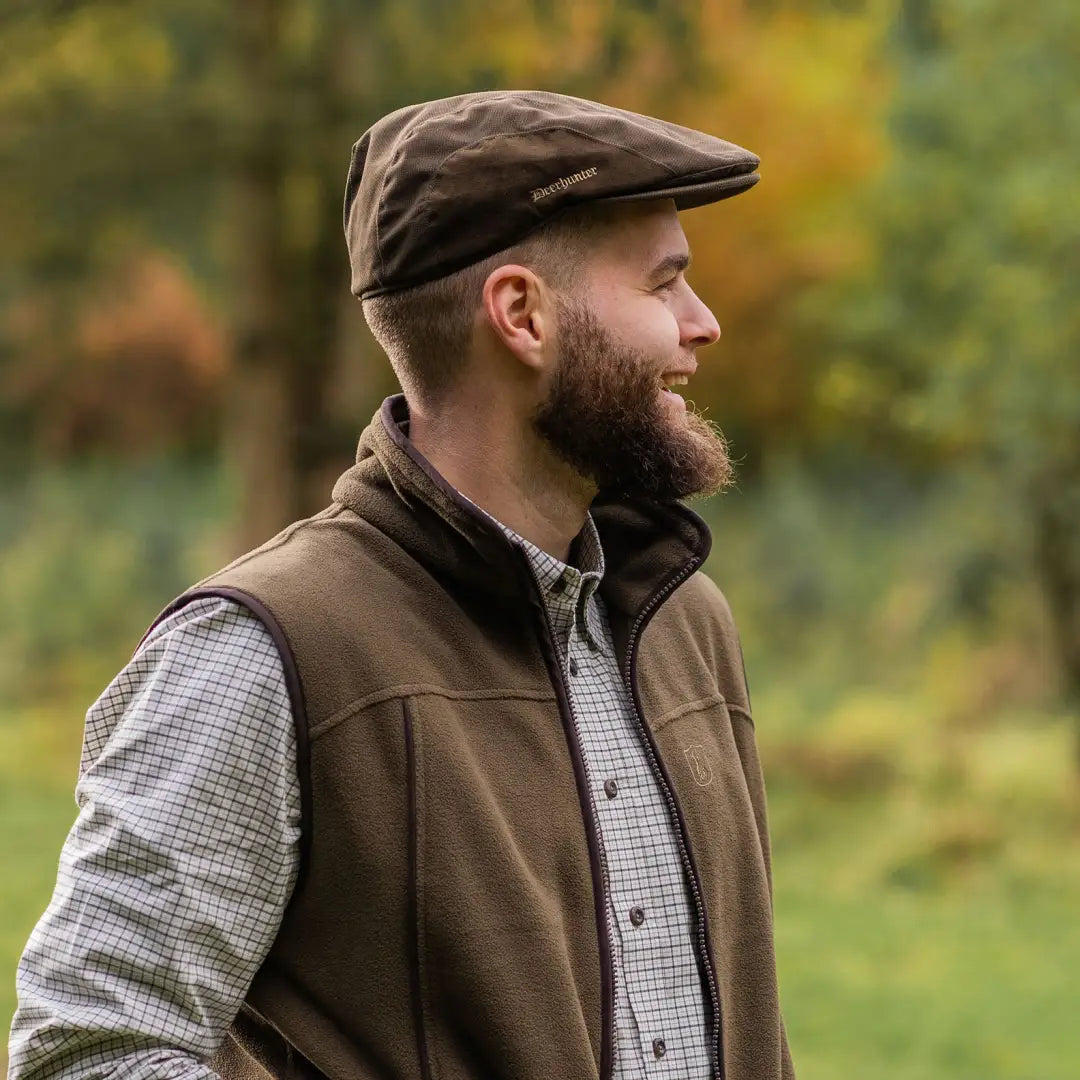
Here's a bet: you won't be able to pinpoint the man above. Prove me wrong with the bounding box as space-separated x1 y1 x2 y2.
10 91 795 1080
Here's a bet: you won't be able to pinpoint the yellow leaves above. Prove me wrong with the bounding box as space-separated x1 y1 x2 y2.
615 1 899 444
369 0 578 90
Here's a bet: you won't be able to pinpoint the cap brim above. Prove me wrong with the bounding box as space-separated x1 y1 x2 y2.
599 169 760 211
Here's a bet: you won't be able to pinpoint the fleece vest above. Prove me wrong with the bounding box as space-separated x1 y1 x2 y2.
148 394 795 1080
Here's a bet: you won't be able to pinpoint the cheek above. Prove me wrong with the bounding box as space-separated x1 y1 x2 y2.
611 298 682 354
641 305 683 354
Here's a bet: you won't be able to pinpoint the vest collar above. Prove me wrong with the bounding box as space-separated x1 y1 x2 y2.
332 394 713 625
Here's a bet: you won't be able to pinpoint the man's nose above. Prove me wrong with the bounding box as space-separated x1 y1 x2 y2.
681 290 721 348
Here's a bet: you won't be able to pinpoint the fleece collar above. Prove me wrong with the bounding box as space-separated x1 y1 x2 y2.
331 394 713 631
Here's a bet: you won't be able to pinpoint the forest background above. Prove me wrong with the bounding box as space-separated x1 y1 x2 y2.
2 0 1078 1076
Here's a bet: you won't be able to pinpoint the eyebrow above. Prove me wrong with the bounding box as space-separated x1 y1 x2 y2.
647 251 691 282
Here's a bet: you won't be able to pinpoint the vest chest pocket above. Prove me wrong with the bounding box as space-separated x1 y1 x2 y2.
649 697 770 885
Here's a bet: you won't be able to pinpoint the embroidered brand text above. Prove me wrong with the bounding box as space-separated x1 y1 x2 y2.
530 167 599 203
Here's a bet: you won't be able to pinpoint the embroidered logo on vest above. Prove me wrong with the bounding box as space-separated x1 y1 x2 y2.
682 744 713 787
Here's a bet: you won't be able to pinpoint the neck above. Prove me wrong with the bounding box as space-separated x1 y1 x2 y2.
407 405 594 564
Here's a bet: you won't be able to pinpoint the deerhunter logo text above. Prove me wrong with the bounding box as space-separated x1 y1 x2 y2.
530 167 599 202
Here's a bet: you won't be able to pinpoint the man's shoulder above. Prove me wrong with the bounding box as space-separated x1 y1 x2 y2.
204 503 378 594
666 566 740 640
143 501 410 730
147 502 395 664
662 567 752 716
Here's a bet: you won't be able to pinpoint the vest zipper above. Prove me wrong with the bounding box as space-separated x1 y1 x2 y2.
622 558 725 1080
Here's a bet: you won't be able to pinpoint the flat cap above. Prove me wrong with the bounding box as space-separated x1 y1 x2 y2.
344 90 760 299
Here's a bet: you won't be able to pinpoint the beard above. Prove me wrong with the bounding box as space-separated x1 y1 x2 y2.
528 296 735 505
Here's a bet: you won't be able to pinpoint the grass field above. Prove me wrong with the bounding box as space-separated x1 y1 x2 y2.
775 873 1080 1078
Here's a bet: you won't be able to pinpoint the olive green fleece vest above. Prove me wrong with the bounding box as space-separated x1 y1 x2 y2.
149 395 795 1080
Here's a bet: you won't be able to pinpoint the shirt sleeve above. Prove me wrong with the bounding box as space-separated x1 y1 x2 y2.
7 596 301 1080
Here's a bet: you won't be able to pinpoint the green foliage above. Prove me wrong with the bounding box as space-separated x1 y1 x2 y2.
0 459 232 706
810 0 1080 703
854 0 1080 478
709 455 1057 706
703 468 1080 1076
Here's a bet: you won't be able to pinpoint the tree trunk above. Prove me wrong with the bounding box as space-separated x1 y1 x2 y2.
226 157 298 552
226 0 357 554
1029 476 1080 768
286 165 357 516
225 0 296 554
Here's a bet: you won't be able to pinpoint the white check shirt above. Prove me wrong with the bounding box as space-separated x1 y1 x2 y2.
9 507 711 1080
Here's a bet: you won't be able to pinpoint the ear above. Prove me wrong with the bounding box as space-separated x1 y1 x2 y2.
481 264 552 368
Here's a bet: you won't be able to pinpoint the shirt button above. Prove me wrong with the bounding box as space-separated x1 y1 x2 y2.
629 906 645 927
603 778 618 799
568 657 579 676
652 1038 666 1059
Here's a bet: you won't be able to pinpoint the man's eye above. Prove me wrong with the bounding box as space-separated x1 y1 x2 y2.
654 277 677 293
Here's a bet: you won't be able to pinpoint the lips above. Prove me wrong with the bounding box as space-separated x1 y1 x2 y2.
660 385 687 410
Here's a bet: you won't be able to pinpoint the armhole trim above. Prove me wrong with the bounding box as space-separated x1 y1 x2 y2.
141 585 314 902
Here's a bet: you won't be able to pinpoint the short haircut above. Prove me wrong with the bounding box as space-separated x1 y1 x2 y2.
361 202 616 413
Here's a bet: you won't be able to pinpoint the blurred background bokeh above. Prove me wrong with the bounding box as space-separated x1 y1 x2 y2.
2 0 1078 1075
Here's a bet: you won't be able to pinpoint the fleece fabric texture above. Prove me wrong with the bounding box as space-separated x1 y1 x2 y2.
148 393 795 1080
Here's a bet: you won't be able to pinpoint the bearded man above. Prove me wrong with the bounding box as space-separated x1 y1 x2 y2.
10 91 796 1080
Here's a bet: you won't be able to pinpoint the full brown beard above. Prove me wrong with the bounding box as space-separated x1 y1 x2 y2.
529 296 734 505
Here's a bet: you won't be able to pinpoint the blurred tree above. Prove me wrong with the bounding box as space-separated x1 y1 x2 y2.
818 0 1080 729
668 0 891 470
1 0 714 547
3 252 224 456
1 0 892 544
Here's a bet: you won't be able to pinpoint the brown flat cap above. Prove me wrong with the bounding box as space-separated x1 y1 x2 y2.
344 90 760 299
